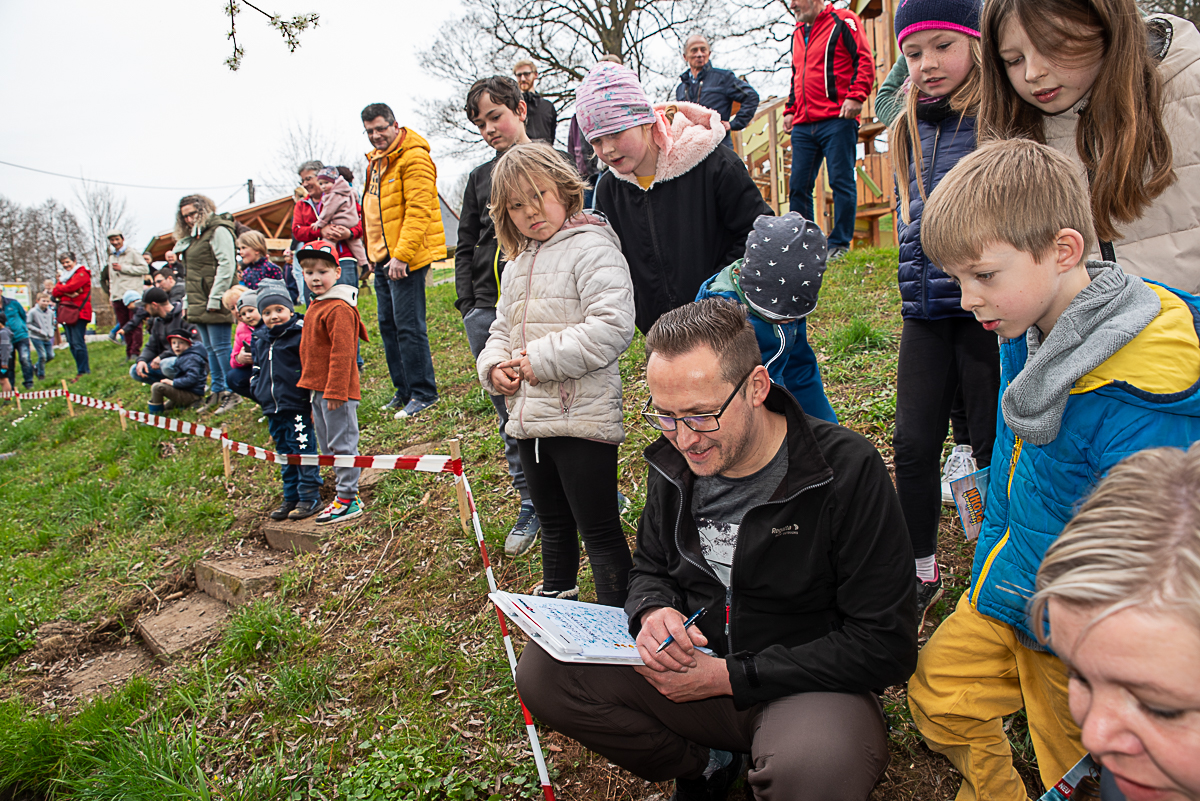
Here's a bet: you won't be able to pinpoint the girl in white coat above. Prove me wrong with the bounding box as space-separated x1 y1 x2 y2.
478 143 636 606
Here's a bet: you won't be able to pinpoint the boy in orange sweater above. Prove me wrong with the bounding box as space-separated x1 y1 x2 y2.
296 241 370 524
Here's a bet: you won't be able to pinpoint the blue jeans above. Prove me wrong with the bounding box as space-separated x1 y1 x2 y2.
129 356 178 384
193 322 231 394
31 338 54 378
63 320 90 375
13 339 34 388
789 118 859 249
227 365 254 399
266 411 322 502
375 264 438 404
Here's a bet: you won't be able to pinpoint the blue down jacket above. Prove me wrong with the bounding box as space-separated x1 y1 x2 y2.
971 282 1200 643
249 315 309 414
895 106 976 320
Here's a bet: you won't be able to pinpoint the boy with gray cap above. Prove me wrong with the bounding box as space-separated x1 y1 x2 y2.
250 278 323 520
696 211 837 423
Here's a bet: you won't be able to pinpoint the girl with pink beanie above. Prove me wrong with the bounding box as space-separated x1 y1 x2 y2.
576 61 770 334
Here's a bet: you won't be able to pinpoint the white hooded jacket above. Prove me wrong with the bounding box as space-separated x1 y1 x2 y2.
477 213 635 443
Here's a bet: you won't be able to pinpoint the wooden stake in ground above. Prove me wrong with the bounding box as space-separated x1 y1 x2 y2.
118 406 127 431
449 439 472 539
14 394 20 412
221 433 232 479
63 380 74 416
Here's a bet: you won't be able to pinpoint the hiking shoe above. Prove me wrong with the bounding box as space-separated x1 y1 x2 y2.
270 500 297 521
530 584 580 601
288 498 323 520
671 751 746 801
213 391 241 415
827 245 850 262
195 393 220 412
395 397 438 420
917 575 944 632
381 393 407 412
617 491 631 516
941 444 977 505
315 496 364 525
504 503 541 557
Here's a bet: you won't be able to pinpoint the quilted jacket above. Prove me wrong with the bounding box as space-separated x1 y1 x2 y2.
477 213 635 443
362 128 446 269
971 280 1200 643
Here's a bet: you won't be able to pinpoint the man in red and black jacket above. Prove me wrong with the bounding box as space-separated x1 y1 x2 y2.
784 0 875 261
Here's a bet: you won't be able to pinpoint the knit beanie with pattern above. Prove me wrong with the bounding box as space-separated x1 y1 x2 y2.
574 62 658 141
895 0 981 45
740 212 828 321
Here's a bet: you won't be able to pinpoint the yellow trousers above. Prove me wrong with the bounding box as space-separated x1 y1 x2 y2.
908 592 1084 801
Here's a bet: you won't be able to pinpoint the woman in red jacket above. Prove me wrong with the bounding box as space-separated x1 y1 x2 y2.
51 251 93 381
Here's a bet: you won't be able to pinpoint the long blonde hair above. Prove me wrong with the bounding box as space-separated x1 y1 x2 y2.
490 143 586 258
890 38 983 225
977 0 1175 242
1030 443 1200 643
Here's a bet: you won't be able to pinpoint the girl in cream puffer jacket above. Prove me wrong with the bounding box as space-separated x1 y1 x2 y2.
477 143 635 607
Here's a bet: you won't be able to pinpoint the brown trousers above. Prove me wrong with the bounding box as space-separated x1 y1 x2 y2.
150 382 202 408
516 644 890 800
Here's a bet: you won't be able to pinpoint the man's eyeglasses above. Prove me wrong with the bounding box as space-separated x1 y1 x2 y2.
514 70 535 78
364 125 393 136
641 371 752 433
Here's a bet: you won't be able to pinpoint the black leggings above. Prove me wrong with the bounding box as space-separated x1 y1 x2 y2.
893 317 1000 559
516 437 633 607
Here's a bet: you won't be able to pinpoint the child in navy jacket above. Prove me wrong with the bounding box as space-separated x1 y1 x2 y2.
249 279 323 521
148 326 209 414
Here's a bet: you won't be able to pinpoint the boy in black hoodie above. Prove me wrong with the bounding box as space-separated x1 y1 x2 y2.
250 279 323 521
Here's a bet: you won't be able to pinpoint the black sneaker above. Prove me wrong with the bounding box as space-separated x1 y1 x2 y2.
289 498 323 520
270 500 297 520
671 752 745 801
828 245 850 262
917 575 944 632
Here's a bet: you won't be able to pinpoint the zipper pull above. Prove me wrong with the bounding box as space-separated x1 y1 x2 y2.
725 586 732 636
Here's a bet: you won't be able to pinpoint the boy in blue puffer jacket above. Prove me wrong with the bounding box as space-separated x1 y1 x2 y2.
148 326 208 414
249 279 323 521
695 211 837 423
908 139 1200 801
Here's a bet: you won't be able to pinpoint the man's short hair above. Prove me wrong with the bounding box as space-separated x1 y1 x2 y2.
154 268 176 281
297 159 324 175
683 33 709 52
466 76 524 122
922 139 1096 270
645 299 761 386
513 59 536 74
360 103 396 125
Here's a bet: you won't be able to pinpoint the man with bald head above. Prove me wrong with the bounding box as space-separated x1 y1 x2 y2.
675 34 761 149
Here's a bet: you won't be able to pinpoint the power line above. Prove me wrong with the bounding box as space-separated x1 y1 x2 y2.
0 158 244 192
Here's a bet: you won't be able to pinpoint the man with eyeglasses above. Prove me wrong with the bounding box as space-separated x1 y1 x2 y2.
513 59 557 144
516 298 916 801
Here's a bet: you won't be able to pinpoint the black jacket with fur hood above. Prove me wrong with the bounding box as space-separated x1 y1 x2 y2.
627 385 918 709
593 102 771 334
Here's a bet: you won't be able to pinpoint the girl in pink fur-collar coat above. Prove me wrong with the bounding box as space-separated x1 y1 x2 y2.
579 61 771 334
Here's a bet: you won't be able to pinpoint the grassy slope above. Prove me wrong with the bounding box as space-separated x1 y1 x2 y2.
0 251 1042 800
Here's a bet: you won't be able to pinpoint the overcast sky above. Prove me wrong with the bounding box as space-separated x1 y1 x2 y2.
0 0 467 249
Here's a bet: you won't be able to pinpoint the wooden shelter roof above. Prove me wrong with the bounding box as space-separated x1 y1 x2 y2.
143 194 297 260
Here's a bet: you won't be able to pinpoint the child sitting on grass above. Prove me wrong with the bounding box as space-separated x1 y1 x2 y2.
250 279 323 521
148 326 209 415
296 241 370 525
696 211 837 423
907 138 1200 801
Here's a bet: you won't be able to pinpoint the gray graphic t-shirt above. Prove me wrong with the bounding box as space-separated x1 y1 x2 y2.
691 440 788 586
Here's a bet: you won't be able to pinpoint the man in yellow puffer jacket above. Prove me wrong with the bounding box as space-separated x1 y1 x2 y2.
361 102 447 419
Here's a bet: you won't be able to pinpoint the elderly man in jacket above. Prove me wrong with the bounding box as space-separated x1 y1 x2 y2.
362 102 447 420
675 34 760 149
516 299 917 801
105 229 150 360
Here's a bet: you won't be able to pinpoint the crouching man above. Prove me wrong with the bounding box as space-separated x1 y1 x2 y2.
516 299 917 801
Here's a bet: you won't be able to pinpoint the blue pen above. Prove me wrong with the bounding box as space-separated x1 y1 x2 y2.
655 607 707 654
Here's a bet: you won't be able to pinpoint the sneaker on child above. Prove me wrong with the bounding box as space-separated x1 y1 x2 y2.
315 496 364 525
394 397 438 420
940 444 977 505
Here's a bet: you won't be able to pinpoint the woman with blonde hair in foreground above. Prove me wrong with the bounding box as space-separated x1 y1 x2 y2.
1032 443 1200 801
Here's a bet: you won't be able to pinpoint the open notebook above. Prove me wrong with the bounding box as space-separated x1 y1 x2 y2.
489 591 644 665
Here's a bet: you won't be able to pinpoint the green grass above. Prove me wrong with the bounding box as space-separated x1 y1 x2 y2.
0 245 989 799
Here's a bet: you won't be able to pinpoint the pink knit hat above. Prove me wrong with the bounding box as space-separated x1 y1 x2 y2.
574 62 658 141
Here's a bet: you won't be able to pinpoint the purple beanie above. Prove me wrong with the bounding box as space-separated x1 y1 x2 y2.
895 0 981 45
574 62 658 141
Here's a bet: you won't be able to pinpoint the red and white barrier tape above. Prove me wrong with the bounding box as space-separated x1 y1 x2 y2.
121 409 227 441
68 393 125 412
0 389 66 400
221 438 462 473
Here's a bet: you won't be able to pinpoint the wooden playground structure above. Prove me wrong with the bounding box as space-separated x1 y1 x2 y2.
731 0 899 248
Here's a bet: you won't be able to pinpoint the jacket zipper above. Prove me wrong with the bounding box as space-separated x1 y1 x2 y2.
268 338 279 413
649 460 835 654
970 435 1023 607
516 245 540 434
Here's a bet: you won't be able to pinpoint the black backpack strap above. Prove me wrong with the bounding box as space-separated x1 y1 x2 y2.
1099 240 1116 263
